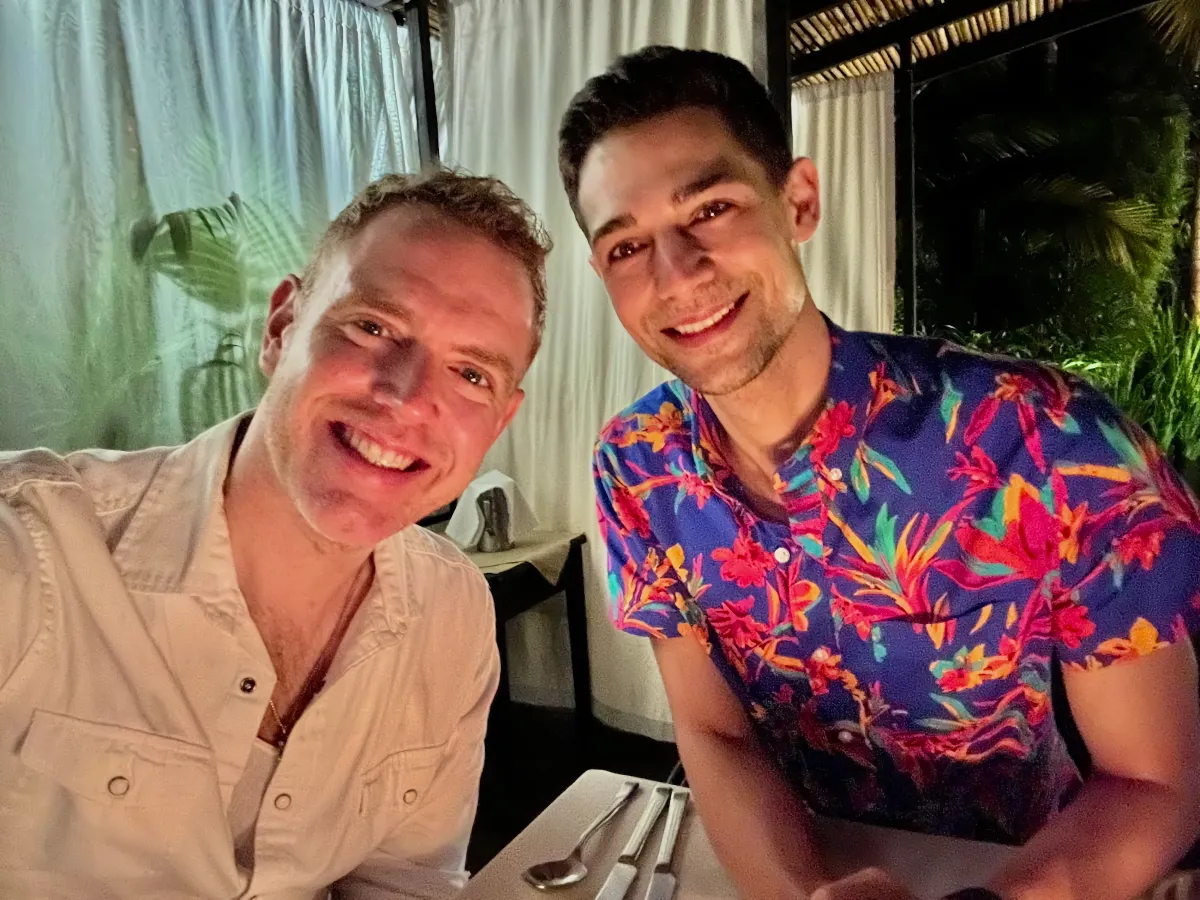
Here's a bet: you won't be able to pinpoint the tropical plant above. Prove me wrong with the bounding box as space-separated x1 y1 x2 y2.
1148 0 1200 321
131 191 311 437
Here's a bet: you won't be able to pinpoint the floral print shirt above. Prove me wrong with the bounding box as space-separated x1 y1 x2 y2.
595 319 1200 843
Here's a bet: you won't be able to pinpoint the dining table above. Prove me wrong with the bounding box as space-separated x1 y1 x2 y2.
461 768 1199 900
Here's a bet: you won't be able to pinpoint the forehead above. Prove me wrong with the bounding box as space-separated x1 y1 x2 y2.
575 106 769 234
317 205 535 332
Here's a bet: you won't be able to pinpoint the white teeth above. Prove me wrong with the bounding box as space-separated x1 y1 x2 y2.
343 426 417 471
674 299 738 335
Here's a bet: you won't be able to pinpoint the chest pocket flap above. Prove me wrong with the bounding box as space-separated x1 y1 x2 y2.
359 743 447 818
19 708 216 808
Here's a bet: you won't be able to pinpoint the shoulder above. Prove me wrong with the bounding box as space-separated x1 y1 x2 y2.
0 444 173 517
597 381 691 448
594 380 693 478
396 525 492 615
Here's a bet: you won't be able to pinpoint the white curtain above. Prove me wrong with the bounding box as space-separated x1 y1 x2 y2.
442 0 754 739
0 0 422 451
793 72 896 333
443 1 897 737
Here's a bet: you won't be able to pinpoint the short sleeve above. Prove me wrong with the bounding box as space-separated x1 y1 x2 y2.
593 439 692 641
1049 405 1200 670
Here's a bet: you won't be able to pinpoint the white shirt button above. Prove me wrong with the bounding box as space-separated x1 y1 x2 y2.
828 467 843 481
107 776 130 797
403 789 419 805
837 729 855 744
274 793 292 810
773 547 790 564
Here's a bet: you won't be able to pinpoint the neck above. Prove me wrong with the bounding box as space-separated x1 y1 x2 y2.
705 300 832 479
224 418 372 625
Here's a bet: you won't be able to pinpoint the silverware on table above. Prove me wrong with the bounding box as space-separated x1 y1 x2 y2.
522 780 640 891
642 789 688 900
593 785 671 900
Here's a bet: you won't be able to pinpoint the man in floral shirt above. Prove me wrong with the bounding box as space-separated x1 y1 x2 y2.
558 46 1200 900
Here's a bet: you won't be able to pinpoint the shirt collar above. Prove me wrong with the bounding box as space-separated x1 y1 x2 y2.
686 317 883 472
112 414 413 637
682 315 894 551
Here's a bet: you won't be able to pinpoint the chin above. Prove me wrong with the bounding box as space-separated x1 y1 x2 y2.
297 491 416 549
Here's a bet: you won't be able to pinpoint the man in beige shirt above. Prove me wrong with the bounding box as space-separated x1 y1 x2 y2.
0 170 551 899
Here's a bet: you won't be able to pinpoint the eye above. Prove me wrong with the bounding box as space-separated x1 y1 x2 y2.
354 319 389 338
692 201 733 223
459 367 491 389
608 240 644 263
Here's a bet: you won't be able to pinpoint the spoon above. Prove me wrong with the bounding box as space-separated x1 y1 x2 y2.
521 779 640 890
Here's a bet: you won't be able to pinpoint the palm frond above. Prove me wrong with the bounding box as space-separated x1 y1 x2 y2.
1147 0 1200 69
1017 176 1173 273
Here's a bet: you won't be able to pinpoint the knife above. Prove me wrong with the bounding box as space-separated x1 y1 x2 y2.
642 788 689 900
594 784 671 900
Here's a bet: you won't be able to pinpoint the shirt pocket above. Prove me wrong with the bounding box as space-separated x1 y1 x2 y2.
19 708 215 808
358 742 447 819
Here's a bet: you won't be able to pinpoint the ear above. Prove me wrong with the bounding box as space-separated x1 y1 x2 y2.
494 388 525 438
260 275 302 378
781 157 821 245
587 250 602 278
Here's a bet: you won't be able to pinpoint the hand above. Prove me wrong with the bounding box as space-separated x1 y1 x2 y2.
809 867 921 900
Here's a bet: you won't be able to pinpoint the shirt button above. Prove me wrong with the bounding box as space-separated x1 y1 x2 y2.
837 729 855 744
239 677 257 694
403 789 419 805
274 793 292 810
107 776 130 797
773 547 790 564
828 467 843 481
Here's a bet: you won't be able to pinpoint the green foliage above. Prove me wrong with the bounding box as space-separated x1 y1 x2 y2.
917 16 1200 477
914 20 1193 351
132 192 310 437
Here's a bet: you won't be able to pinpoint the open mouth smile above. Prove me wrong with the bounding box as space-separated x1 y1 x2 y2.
664 293 748 340
331 422 429 473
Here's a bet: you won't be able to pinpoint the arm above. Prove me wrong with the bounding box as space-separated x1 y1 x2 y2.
332 612 501 899
986 639 1200 900
655 633 830 900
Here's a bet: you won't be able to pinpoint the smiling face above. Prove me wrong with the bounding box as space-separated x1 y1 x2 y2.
254 204 534 548
577 106 819 396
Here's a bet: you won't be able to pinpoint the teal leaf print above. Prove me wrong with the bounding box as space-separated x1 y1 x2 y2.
1060 412 1080 434
871 625 887 661
864 445 913 495
940 374 964 443
851 451 871 503
930 693 973 721
1098 418 1146 473
917 717 965 733
875 505 898 569
607 571 623 619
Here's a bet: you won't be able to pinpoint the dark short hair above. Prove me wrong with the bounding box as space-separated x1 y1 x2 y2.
302 169 552 361
558 46 793 231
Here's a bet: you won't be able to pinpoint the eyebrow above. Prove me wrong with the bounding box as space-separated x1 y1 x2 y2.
589 213 636 248
336 286 414 325
588 159 743 248
670 161 740 205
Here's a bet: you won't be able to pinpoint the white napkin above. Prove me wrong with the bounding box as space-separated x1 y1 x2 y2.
444 470 540 551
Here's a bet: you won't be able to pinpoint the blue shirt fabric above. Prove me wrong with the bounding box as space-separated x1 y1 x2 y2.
595 319 1200 843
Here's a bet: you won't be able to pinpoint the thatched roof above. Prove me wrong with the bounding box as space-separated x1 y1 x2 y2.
788 0 1155 84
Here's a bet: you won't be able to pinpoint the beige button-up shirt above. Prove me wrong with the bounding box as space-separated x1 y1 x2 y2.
0 418 500 899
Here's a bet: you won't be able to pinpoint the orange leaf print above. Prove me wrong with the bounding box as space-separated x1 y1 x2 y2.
1095 617 1169 662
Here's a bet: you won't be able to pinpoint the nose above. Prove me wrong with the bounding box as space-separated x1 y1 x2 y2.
370 339 438 424
652 226 711 297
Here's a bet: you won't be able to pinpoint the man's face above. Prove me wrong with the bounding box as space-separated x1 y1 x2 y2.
577 106 819 395
256 205 533 548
